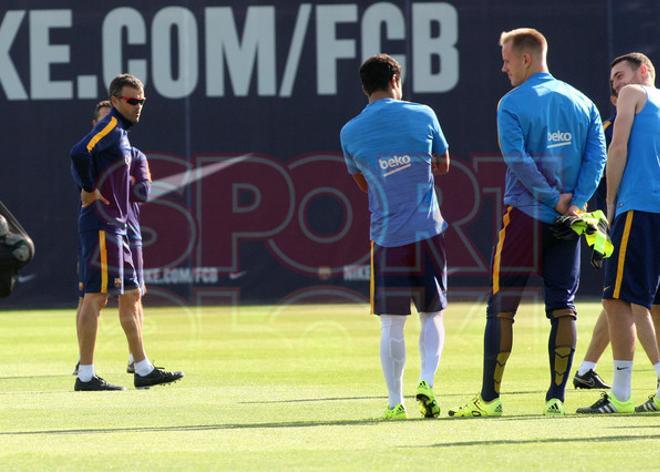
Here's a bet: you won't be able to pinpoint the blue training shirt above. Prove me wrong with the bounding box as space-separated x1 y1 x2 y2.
340 98 449 247
70 108 135 234
615 86 660 217
497 72 607 223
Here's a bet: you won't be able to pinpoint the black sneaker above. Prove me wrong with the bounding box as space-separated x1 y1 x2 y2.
134 367 184 389
72 362 79 376
74 375 126 391
572 369 610 389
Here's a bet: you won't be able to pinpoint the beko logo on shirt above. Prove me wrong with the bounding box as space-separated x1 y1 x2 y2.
547 131 572 148
379 155 412 176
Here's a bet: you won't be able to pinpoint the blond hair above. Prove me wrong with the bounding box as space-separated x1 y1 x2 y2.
499 28 547 59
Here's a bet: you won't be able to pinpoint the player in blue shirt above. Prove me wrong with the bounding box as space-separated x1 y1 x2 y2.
341 54 450 420
71 74 182 391
449 28 606 418
578 52 660 414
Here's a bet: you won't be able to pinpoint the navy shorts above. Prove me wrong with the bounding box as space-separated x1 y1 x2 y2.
79 230 139 295
130 241 145 293
603 210 660 309
370 233 448 315
487 206 581 318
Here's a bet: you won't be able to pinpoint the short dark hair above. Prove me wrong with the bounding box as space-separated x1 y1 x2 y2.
93 100 111 121
359 54 402 95
610 52 656 82
108 73 144 99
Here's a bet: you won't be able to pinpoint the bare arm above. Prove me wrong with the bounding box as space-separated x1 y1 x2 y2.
352 173 368 193
432 151 450 176
606 85 645 222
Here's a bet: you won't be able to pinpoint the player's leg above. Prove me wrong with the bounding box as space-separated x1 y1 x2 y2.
541 229 580 415
73 249 85 375
372 240 412 419
449 207 534 417
117 238 152 372
380 314 407 418
75 230 124 391
652 303 660 356
653 301 660 389
413 234 448 418
605 299 636 400
77 292 108 368
635 255 660 412
481 208 536 401
120 237 184 388
631 303 660 366
573 309 610 389
625 212 660 410
578 211 645 413
119 287 183 388
418 311 444 384
118 288 148 366
126 242 145 373
636 304 660 412
73 297 83 375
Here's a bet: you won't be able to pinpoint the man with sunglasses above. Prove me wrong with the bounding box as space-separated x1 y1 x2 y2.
70 74 183 390
72 99 153 377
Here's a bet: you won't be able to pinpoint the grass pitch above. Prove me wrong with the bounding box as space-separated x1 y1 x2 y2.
0 301 658 470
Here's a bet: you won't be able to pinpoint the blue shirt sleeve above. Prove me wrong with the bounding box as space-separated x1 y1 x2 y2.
429 109 448 155
70 139 96 192
70 119 119 192
571 104 607 210
340 128 360 175
497 101 560 209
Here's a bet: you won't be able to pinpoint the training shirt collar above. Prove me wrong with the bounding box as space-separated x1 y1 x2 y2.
111 107 134 130
525 71 554 85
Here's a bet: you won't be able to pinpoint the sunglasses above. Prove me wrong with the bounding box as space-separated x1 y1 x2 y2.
116 96 146 106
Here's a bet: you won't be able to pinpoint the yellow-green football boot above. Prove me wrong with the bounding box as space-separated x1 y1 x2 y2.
382 403 407 420
448 395 502 418
416 381 441 418
576 392 634 414
543 398 565 416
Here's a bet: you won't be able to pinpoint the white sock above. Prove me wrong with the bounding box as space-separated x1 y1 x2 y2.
135 358 155 376
418 311 445 386
77 364 95 382
611 360 633 402
380 315 407 409
578 361 597 376
654 362 660 398
128 353 134 365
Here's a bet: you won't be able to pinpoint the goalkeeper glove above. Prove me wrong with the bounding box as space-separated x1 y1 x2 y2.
550 215 581 240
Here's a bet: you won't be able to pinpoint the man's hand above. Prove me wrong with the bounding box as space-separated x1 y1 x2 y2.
565 205 582 217
554 193 573 215
81 189 110 208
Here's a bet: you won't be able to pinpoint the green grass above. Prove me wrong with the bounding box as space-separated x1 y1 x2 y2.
0 301 658 470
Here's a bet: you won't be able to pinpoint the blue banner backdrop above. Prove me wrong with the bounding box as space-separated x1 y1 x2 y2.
0 0 658 307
